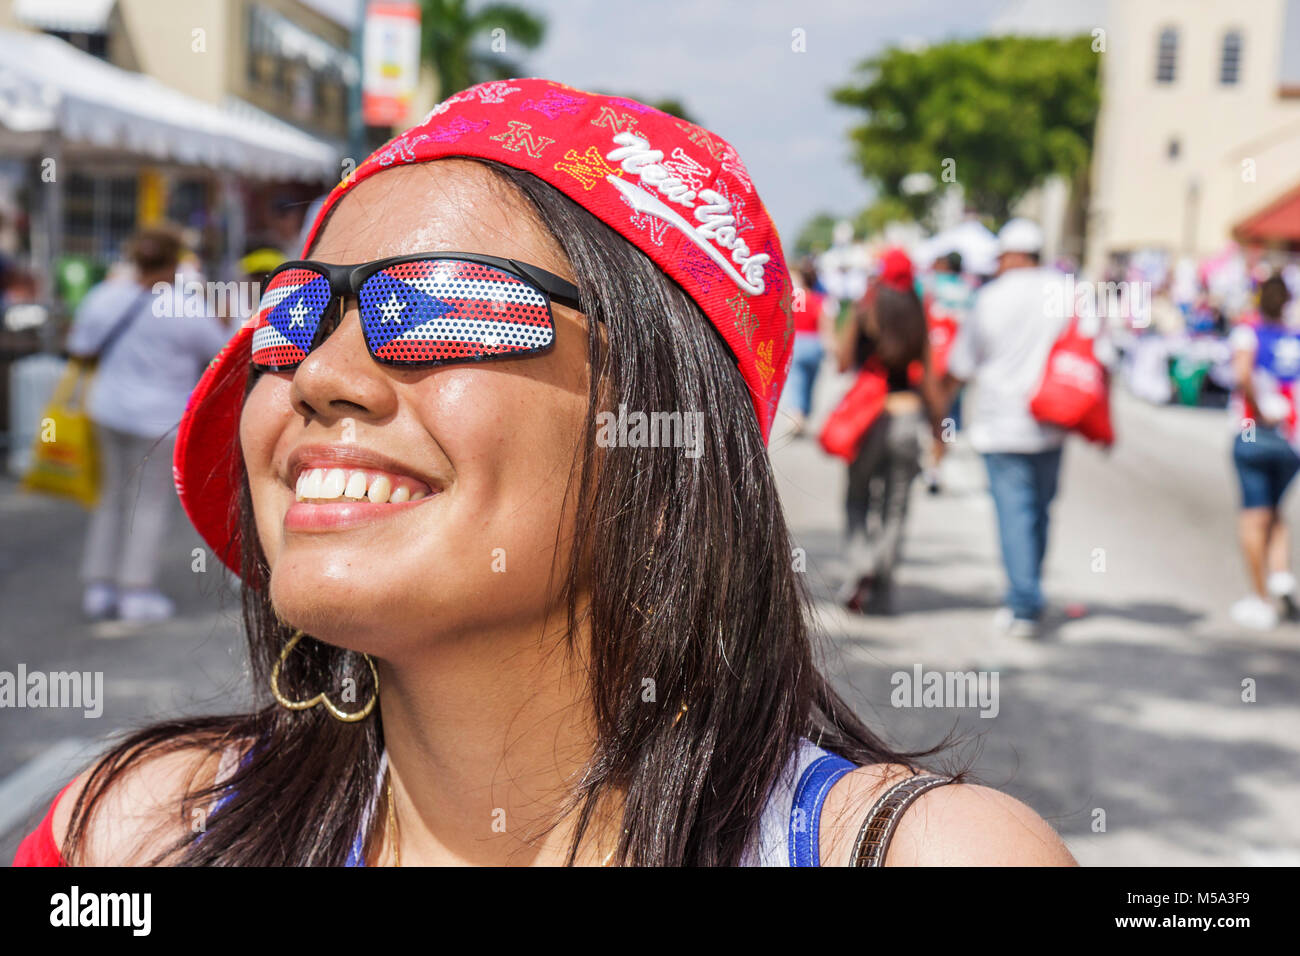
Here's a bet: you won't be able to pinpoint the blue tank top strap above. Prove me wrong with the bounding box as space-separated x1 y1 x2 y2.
788 750 856 867
345 751 389 867
199 742 253 845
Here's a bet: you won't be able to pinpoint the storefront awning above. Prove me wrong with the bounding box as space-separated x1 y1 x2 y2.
0 29 341 181
1234 183 1300 245
14 0 115 34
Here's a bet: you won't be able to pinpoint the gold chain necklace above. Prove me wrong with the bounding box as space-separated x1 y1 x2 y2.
386 771 400 867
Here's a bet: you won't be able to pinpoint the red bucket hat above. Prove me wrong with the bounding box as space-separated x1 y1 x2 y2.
174 77 794 574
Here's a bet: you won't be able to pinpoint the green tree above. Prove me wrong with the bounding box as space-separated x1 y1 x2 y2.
793 212 839 257
832 35 1100 224
420 0 546 100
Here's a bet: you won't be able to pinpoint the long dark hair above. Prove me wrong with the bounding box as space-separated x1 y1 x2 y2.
65 160 947 866
854 284 928 371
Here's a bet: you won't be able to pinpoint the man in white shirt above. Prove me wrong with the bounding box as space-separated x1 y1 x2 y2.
940 219 1070 635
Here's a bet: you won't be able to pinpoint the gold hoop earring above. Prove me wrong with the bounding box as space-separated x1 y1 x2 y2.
270 630 379 722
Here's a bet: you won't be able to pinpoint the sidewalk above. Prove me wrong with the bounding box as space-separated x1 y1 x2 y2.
772 375 1300 865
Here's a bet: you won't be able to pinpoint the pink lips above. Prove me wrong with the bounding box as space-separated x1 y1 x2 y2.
284 495 435 533
282 444 444 534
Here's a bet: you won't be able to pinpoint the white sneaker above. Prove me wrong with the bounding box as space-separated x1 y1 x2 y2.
82 584 117 620
992 607 1038 639
117 589 175 622
1230 595 1278 631
1267 571 1297 598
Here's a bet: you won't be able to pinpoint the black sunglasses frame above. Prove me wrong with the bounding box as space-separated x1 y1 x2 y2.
252 251 586 372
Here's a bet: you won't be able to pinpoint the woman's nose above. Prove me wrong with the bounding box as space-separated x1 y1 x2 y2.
290 304 398 423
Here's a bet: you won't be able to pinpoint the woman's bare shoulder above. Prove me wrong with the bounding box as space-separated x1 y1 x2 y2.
819 763 1078 867
52 742 231 866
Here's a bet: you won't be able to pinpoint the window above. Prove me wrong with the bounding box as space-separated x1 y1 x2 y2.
1156 27 1178 83
1221 31 1243 84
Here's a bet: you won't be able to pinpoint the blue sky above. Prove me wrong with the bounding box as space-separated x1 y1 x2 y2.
513 0 1012 243
307 0 1100 241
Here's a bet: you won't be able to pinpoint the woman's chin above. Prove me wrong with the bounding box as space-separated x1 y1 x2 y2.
267 566 407 653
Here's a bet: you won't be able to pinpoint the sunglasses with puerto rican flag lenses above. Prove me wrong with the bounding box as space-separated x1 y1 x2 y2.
248 252 585 372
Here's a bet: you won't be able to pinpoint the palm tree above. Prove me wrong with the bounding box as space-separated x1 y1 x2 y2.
420 0 546 100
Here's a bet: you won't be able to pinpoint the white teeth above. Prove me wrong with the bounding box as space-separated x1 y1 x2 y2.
321 468 347 498
344 471 368 499
301 469 323 499
367 474 392 503
294 466 431 503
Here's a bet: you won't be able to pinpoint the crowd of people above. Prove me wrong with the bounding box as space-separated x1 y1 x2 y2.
788 220 1300 635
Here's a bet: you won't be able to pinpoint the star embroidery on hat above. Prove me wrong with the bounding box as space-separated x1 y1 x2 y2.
760 238 790 296
426 117 490 143
755 338 776 388
490 120 554 158
719 145 754 193
777 285 794 349
378 292 407 325
711 180 754 235
673 120 726 160
590 106 640 135
608 97 655 114
622 184 672 246
553 145 623 191
728 292 759 348
376 131 430 167
520 90 586 119
468 81 521 104
664 147 712 192
677 246 716 294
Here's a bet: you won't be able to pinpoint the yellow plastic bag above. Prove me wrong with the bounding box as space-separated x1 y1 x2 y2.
22 360 100 508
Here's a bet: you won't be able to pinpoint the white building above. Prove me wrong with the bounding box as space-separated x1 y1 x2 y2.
1085 0 1300 274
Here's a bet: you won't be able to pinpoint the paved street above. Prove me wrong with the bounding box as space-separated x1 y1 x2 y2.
774 374 1300 866
2 375 1299 864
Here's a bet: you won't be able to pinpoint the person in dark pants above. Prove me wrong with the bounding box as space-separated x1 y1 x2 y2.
835 249 934 614
939 220 1071 637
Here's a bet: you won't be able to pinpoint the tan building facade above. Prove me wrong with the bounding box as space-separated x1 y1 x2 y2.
1085 0 1300 273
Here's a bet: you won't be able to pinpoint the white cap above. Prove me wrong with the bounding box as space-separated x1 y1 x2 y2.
996 218 1044 255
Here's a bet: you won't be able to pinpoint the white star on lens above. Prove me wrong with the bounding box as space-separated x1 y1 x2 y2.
289 298 310 328
379 292 407 325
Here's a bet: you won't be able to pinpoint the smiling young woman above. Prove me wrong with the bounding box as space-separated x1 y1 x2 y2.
15 79 1075 867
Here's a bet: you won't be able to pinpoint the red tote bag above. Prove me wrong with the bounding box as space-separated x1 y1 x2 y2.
819 360 889 462
1028 316 1114 446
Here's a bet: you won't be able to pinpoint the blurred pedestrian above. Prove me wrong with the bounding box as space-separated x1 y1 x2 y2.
939 219 1070 636
1228 273 1300 629
66 226 230 622
783 261 834 436
836 248 933 614
920 250 974 493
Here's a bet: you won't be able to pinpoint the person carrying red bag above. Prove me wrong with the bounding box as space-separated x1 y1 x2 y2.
935 219 1075 637
828 248 937 614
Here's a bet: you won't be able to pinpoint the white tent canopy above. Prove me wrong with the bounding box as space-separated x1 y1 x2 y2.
0 28 340 181
912 218 1001 276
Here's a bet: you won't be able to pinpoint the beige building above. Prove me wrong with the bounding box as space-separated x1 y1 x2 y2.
1 0 355 140
0 0 355 268
1085 0 1300 273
